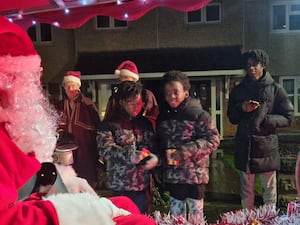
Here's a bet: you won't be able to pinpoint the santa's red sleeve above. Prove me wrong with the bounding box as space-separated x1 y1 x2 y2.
0 195 59 225
0 125 157 225
110 196 157 225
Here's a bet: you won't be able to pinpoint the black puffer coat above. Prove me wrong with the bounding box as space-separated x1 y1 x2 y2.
227 71 294 173
156 97 220 185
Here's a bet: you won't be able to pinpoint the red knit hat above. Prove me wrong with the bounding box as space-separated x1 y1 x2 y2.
115 60 139 81
63 71 81 87
0 16 41 74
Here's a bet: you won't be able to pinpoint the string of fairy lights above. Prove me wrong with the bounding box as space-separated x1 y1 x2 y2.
5 0 147 27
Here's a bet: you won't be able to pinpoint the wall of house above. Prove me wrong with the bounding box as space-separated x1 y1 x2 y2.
35 28 76 84
36 0 245 84
243 0 300 76
36 0 300 85
74 0 243 52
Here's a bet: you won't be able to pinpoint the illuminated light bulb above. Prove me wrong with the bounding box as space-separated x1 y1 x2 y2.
8 18 13 22
53 22 60 27
17 14 23 19
64 8 70 14
124 13 128 19
32 20 37 25
117 0 121 5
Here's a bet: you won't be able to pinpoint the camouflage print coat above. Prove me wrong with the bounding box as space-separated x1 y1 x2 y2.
97 109 155 192
156 97 220 185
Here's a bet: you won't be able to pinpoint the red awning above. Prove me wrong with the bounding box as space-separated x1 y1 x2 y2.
0 0 211 29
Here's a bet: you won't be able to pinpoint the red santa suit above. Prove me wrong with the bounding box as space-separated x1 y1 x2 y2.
0 124 59 225
0 16 156 225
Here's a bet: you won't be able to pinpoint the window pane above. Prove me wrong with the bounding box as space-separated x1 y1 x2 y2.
216 79 221 110
273 5 286 30
187 10 202 22
290 15 300 30
114 19 127 27
206 5 220 22
216 114 221 133
27 26 37 42
40 24 52 42
283 79 294 94
97 16 109 27
288 96 294 105
291 4 300 11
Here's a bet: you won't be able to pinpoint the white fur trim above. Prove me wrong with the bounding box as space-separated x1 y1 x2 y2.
55 164 77 181
54 164 97 195
63 76 81 87
46 193 130 225
0 55 41 73
115 69 139 81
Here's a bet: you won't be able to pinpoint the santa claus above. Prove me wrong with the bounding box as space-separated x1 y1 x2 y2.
0 16 156 225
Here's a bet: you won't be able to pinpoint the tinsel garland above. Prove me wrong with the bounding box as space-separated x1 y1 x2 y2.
153 211 208 225
152 201 300 225
218 204 279 225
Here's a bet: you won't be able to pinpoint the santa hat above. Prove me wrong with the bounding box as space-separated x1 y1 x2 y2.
115 60 139 81
0 16 41 74
63 71 81 87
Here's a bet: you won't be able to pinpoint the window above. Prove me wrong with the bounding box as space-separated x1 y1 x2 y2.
280 76 300 114
96 16 127 29
186 3 221 24
27 23 52 43
272 1 300 32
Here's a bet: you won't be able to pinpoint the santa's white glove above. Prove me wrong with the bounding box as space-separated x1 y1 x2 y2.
45 193 130 225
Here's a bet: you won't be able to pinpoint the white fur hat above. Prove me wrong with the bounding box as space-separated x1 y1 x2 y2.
63 71 81 87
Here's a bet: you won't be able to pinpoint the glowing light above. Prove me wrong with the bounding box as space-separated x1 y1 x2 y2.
64 8 70 14
117 0 122 5
17 14 23 19
8 18 13 22
32 20 37 25
53 22 60 27
80 0 96 4
124 13 129 19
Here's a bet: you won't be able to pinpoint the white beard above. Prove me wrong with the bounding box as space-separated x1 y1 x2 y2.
0 58 59 162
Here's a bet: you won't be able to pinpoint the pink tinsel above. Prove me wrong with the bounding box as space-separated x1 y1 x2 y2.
152 201 300 225
153 211 207 225
218 204 279 225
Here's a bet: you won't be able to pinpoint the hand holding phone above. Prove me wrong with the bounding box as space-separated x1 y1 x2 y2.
242 100 260 112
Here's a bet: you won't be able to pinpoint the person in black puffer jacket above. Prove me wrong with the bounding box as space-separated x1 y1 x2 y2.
155 70 220 221
227 49 294 209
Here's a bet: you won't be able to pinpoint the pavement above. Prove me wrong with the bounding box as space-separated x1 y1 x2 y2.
203 156 242 223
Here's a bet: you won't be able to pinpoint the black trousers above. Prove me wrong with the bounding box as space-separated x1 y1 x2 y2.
167 183 205 200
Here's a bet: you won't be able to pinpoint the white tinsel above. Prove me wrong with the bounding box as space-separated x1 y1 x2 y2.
153 211 208 225
219 204 279 225
152 200 300 225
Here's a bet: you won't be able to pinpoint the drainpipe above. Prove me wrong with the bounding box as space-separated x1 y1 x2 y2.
156 9 159 48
